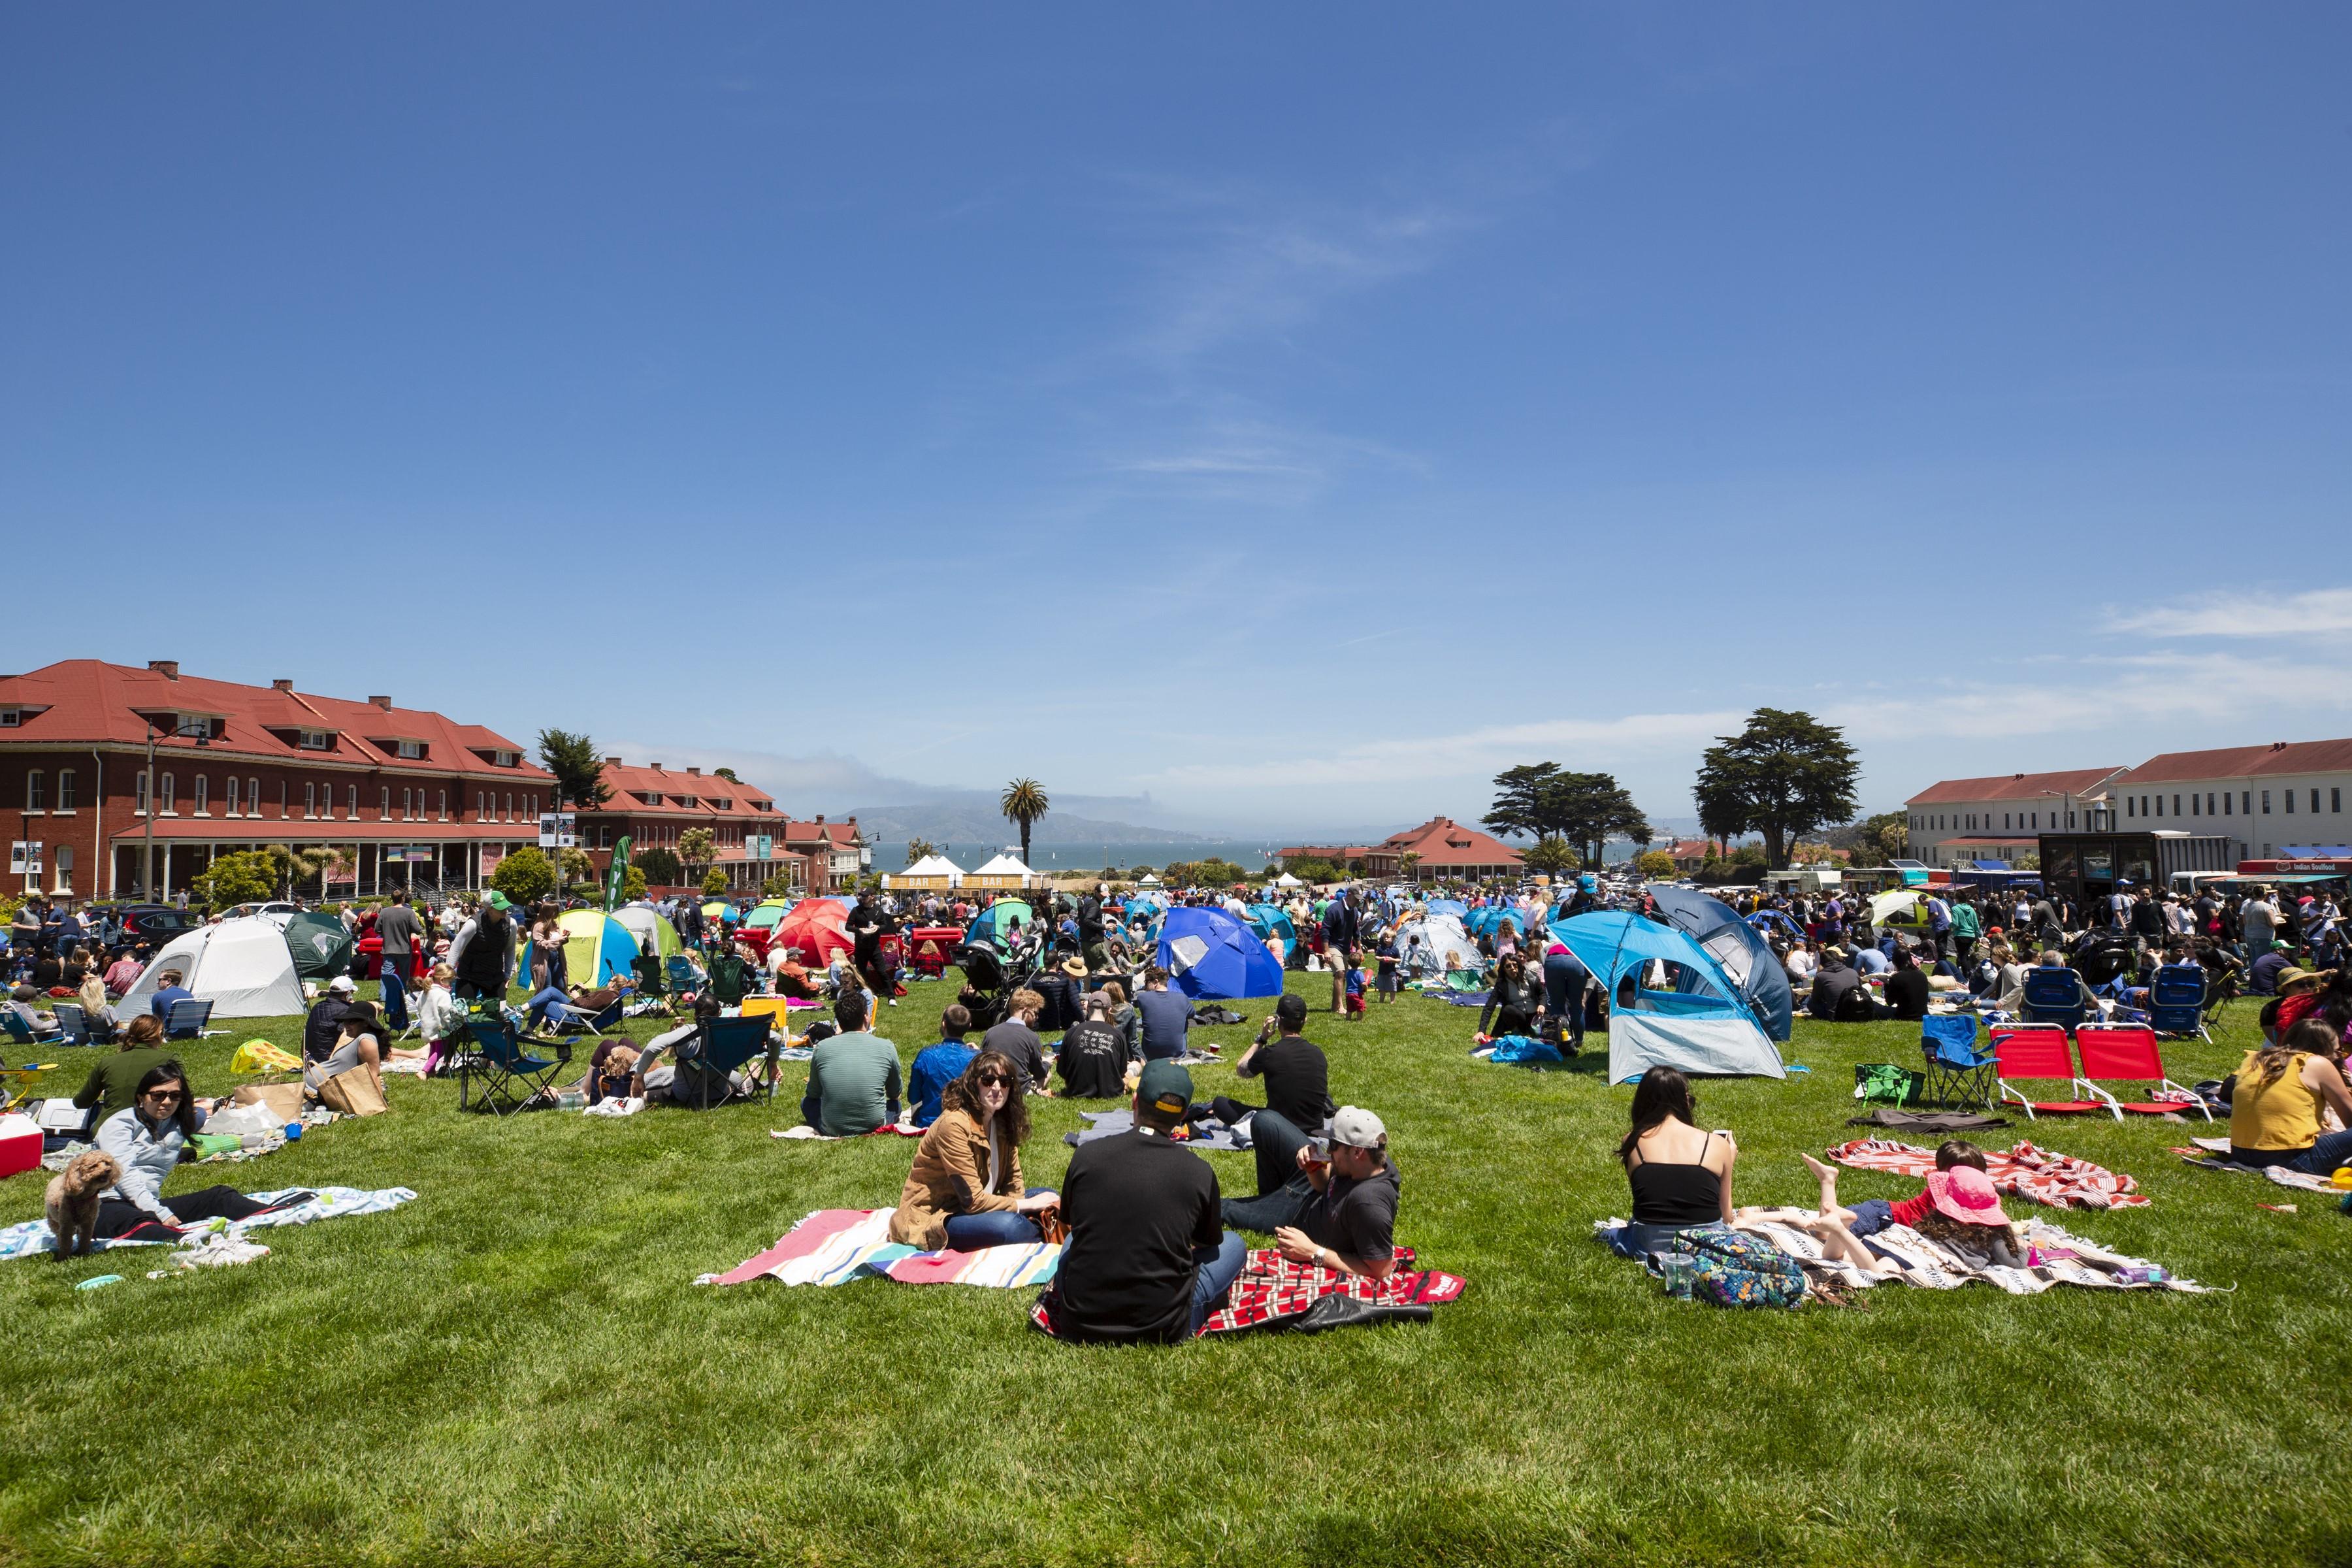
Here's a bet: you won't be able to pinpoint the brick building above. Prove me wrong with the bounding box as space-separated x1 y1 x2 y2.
575 759 794 895
1279 816 1526 883
0 659 553 901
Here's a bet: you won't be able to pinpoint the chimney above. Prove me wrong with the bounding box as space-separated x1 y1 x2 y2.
815 813 826 824
148 660 180 681
651 762 664 772
273 678 295 693
604 757 621 767
686 766 700 776
368 694 391 710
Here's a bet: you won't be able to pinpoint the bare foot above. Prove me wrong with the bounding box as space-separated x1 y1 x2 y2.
1799 1152 1837 1182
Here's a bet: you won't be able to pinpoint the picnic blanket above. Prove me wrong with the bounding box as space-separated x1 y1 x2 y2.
2172 1135 2339 1193
1708 1213 2207 1296
1064 1108 1252 1152
1846 1108 2010 1132
1027 1246 1467 1339
695 1207 1060 1288
1827 1137 2149 1210
583 1096 646 1118
0 1186 417 1262
1473 1034 1568 1066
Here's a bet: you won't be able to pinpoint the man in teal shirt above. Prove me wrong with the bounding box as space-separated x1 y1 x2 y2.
801 991 902 1135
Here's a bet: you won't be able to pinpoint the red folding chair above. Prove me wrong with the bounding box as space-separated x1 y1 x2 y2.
2075 1022 2209 1120
1992 1023 2116 1120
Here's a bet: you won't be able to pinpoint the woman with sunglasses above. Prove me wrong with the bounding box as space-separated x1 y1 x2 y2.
91 1061 274 1239
888 1050 1059 1251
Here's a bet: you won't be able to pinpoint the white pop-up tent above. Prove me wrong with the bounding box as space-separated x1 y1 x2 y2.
118 917 308 1020
886 854 965 890
967 852 1036 891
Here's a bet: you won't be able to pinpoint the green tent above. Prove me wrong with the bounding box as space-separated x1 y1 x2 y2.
282 911 355 982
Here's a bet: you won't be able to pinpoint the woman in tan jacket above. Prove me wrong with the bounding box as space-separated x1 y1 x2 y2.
889 1051 1059 1250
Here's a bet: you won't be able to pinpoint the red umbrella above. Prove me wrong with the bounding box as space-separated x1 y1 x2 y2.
775 902 852 964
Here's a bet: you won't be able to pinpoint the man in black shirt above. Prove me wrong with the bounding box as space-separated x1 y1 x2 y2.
850 894 898 1007
1224 1105 1400 1278
1056 992 1130 1099
1213 994 1335 1188
1045 1061 1246 1343
1881 946 1930 1021
302 975 358 1063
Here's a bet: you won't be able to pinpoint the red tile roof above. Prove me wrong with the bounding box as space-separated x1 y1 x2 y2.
0 659 547 781
1905 768 2123 806
1380 816 1524 866
591 760 781 817
2115 738 2352 785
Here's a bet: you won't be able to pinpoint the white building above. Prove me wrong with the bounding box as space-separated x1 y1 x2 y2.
1903 767 2125 869
2108 739 2352 862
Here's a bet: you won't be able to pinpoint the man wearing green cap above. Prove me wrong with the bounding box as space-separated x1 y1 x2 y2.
1047 1059 1246 1342
448 891 518 1002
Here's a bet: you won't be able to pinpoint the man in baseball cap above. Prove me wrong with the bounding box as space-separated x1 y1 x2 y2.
1036 1059 1248 1344
1223 1104 1400 1281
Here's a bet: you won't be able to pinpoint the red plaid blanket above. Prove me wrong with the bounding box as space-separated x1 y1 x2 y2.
1028 1247 1467 1341
1827 1138 2149 1210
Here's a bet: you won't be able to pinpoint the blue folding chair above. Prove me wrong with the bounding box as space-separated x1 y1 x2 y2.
2148 964 2210 1041
50 1002 94 1047
163 998 216 1040
2019 968 2089 1034
457 1017 572 1116
669 1015 781 1108
1919 1014 1996 1110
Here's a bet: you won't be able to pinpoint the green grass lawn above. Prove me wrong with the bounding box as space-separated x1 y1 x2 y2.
2 971 2347 1567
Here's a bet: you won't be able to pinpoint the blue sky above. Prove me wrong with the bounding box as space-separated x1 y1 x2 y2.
6 6 2348 836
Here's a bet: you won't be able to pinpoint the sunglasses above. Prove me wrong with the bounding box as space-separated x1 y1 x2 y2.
145 1089 184 1102
977 1073 1012 1088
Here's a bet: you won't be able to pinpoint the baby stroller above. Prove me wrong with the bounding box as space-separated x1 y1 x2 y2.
953 937 1044 1032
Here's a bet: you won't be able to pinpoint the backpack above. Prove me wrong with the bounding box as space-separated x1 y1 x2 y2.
1680 1228 1808 1309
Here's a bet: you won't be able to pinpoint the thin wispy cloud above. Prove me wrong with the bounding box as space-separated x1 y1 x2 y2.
1141 709 1744 792
2107 586 2352 638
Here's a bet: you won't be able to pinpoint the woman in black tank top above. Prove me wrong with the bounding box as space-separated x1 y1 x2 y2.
1618 1066 1736 1254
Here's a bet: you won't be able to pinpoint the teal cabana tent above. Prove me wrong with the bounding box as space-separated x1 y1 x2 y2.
1551 911 1785 1082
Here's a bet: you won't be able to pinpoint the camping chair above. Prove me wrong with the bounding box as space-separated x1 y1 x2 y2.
534 989 626 1043
2076 1022 2208 1120
670 1014 780 1108
162 998 219 1040
632 954 668 1004
664 955 700 996
455 1016 572 1117
1992 1024 2115 1120
50 1002 95 1047
1918 1015 1996 1111
2147 963 2210 1041
708 952 751 1007
2019 968 2090 1034
1 1010 38 1047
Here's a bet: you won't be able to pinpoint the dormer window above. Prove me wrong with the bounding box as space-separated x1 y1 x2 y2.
495 749 518 768
299 728 333 751
0 708 18 727
395 740 426 760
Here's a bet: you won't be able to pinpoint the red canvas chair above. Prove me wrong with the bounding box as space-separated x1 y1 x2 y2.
1991 1023 2116 1120
2074 1022 2210 1120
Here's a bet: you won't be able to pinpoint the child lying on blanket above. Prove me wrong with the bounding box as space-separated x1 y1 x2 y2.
1737 1143 2023 1273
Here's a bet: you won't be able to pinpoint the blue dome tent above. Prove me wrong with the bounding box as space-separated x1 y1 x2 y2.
1551 910 1785 1082
1243 904 1296 943
1646 886 1795 1044
1156 906 1284 1000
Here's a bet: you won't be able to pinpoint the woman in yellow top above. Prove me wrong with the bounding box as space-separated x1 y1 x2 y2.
889 1051 1059 1250
2229 1017 2352 1174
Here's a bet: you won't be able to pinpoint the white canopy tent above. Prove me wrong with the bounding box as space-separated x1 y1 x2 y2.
1273 872 1303 888
118 918 308 1020
967 852 1036 890
886 854 966 890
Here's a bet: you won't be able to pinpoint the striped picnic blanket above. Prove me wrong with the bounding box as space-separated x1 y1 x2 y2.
695 1207 1060 1288
0 1186 417 1263
2172 1135 2338 1192
1827 1138 2149 1210
1703 1213 2208 1296
1025 1247 1467 1339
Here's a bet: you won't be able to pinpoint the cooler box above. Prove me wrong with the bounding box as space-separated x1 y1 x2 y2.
0 1113 41 1181
906 928 964 977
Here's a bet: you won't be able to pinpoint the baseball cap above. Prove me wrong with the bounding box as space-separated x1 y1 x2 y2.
1135 1059 1193 1120
480 890 512 911
1275 993 1307 1027
1330 1106 1387 1150
327 975 356 994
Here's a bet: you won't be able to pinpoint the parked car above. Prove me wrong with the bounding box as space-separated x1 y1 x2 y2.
84 903 199 949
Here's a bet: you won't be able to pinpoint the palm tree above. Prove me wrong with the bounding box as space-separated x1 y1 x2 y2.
1000 778 1049 867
